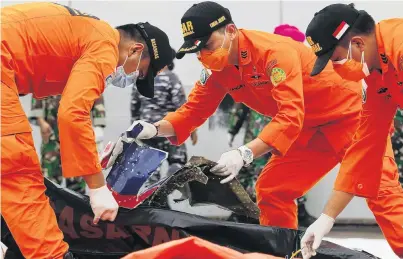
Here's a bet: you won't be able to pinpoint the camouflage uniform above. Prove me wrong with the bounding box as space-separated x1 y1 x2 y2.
228 103 272 200
29 95 106 194
392 110 403 187
131 70 188 181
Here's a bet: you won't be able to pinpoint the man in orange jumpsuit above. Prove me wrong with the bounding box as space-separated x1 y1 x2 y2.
103 1 402 257
299 4 403 258
1 2 174 258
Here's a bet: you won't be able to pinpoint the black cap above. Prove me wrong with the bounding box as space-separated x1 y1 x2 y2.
306 3 361 76
176 1 232 59
134 22 174 98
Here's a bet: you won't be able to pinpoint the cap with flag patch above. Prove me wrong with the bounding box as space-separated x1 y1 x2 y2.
176 1 232 59
305 3 364 76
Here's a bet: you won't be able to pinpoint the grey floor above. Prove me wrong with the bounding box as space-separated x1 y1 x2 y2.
325 226 398 259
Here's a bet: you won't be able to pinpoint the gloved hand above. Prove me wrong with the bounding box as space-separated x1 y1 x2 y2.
94 126 104 144
100 121 157 169
1 241 7 259
227 133 235 147
301 213 335 259
130 120 158 140
88 185 119 224
210 149 244 184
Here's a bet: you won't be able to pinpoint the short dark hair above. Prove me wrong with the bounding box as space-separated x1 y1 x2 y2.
216 22 236 34
339 4 376 47
116 24 149 57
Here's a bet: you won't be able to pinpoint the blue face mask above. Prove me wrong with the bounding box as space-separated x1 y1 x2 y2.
106 51 142 88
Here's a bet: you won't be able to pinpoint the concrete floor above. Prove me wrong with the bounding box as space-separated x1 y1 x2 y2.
325 226 399 259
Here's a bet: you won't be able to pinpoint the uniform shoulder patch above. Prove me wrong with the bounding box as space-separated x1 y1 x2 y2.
199 68 212 86
270 67 286 86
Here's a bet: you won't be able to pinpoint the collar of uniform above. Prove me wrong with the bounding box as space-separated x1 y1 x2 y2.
375 22 389 75
238 30 252 66
113 28 121 48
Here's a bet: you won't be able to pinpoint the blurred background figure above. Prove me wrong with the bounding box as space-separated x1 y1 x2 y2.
392 110 403 187
131 48 198 183
227 24 313 225
29 96 106 194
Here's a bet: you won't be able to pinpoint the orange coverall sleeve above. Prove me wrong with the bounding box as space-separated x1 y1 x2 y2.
335 82 398 198
391 27 403 77
257 46 304 156
58 41 118 178
163 71 227 145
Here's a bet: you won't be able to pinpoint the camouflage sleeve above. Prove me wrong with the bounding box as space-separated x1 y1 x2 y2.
131 89 141 122
91 95 106 127
170 73 187 108
28 97 45 125
228 103 250 136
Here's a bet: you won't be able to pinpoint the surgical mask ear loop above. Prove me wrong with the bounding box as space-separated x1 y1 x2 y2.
220 30 227 49
348 41 352 60
121 56 129 73
135 51 143 72
221 28 233 52
361 50 365 64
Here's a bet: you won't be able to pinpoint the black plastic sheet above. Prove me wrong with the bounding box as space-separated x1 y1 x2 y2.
2 166 379 259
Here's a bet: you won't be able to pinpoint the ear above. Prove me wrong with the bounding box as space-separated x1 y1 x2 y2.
351 36 365 52
128 43 145 57
226 24 237 40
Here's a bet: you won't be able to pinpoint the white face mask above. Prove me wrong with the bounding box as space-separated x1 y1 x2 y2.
106 51 142 88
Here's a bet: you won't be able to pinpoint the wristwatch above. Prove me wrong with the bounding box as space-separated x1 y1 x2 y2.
237 146 254 167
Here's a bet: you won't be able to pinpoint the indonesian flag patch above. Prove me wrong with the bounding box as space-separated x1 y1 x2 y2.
333 21 350 40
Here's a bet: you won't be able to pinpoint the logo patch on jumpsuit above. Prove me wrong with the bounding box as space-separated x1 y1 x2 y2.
199 68 212 86
270 67 286 86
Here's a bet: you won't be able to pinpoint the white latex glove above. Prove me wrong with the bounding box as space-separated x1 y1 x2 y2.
210 149 244 184
88 185 119 225
100 121 157 169
0 241 7 259
130 120 158 140
227 133 235 147
301 213 335 259
94 126 104 144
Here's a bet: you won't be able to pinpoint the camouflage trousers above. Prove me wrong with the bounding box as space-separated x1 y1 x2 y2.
142 137 188 182
238 153 272 202
41 134 86 194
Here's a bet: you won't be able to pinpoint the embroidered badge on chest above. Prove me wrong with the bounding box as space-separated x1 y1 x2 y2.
266 60 278 76
241 50 248 59
380 53 388 64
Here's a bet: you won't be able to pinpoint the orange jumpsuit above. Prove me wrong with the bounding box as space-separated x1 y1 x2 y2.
334 19 403 256
1 3 119 258
164 29 403 252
